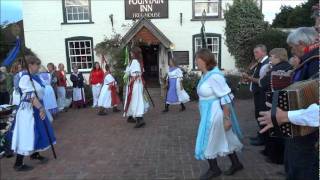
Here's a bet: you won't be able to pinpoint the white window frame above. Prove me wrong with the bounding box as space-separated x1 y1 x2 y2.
67 39 93 72
194 0 220 18
194 36 220 69
65 0 90 23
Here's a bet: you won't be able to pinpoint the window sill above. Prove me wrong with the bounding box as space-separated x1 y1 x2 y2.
61 21 94 25
190 18 224 21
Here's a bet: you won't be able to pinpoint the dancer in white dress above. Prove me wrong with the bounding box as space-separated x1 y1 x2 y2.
38 66 58 122
11 55 56 172
123 47 149 128
195 49 243 180
163 58 190 112
97 64 121 115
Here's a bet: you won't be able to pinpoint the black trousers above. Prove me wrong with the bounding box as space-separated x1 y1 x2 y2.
0 91 10 105
253 91 268 139
284 132 319 180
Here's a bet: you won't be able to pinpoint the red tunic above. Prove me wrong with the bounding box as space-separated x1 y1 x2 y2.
89 69 104 85
56 70 67 87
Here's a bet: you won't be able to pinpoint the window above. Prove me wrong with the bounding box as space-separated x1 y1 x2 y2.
193 33 221 69
65 37 94 72
63 0 92 23
193 0 220 19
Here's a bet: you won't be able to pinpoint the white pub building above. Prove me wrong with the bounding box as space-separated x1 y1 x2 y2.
22 0 260 85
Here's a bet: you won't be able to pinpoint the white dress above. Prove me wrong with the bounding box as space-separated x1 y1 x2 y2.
98 74 115 108
38 73 58 112
123 59 149 117
195 70 243 160
11 75 56 155
166 67 190 104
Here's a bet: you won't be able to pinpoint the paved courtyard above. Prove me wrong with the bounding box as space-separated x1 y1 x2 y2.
0 89 284 180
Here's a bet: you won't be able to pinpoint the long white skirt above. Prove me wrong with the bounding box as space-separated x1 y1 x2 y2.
124 80 147 117
98 84 112 108
92 84 101 107
204 101 243 159
43 85 58 111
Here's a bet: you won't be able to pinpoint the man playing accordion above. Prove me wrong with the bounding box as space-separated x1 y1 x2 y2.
258 27 319 180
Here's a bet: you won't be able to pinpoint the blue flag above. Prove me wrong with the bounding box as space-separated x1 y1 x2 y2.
2 37 21 67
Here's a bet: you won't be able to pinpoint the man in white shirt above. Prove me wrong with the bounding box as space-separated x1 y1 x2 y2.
258 103 319 133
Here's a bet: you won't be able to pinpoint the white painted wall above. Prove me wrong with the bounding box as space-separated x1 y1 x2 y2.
22 0 236 75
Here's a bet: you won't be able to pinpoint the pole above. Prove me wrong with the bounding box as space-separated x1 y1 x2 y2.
19 33 57 159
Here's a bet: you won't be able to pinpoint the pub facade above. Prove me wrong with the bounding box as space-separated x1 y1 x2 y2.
22 0 258 84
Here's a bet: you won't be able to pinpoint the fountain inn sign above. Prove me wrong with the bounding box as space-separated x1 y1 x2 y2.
125 0 169 19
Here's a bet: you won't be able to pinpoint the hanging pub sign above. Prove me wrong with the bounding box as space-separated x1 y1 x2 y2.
125 0 168 19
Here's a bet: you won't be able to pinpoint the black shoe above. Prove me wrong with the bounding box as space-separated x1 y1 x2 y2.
200 169 221 180
224 163 244 176
13 164 34 172
249 136 259 141
250 138 265 146
134 118 146 128
224 152 244 176
113 107 121 113
180 104 186 112
30 153 49 164
127 116 135 123
162 104 169 113
98 111 107 116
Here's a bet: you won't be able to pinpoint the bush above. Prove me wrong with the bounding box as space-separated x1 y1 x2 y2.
182 71 200 101
249 28 290 57
224 0 267 69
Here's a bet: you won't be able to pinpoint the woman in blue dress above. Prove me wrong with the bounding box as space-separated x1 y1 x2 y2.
195 49 243 180
162 58 190 112
11 55 56 172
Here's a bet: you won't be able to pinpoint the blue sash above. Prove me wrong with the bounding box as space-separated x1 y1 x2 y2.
195 68 243 160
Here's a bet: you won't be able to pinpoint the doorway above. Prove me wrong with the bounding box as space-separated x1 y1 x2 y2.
140 45 159 87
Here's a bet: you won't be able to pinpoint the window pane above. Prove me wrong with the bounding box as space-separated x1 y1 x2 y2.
74 42 79 48
85 41 90 48
80 41 85 48
88 62 93 69
86 48 91 54
84 13 89 20
66 0 88 6
207 37 212 44
81 49 85 55
213 45 218 52
194 1 219 17
206 2 219 16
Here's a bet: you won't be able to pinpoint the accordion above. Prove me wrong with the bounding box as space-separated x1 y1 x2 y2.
266 79 319 138
271 70 292 91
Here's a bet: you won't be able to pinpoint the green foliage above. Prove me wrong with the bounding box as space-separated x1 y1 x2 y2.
272 0 318 28
225 75 252 99
182 71 200 101
224 0 267 69
249 28 290 56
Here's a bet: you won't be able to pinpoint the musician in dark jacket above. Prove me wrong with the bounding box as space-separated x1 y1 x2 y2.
258 27 319 180
243 44 270 146
70 65 86 108
259 48 292 165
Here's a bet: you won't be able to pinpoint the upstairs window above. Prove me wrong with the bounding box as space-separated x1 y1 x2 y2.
193 0 220 19
63 0 92 23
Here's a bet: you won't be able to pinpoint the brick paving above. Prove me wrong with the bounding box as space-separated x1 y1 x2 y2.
0 88 285 180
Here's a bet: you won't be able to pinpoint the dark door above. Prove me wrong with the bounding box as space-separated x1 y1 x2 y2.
140 45 159 87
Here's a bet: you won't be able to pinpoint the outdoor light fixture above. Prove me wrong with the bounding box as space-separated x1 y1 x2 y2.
180 13 183 26
109 14 114 28
169 44 175 59
201 9 206 25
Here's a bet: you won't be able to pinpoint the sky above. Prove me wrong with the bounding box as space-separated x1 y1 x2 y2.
0 0 307 24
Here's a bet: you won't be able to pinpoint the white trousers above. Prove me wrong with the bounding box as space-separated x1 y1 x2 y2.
57 86 66 111
91 84 102 107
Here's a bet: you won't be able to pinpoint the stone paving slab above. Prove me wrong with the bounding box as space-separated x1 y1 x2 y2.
0 89 284 180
